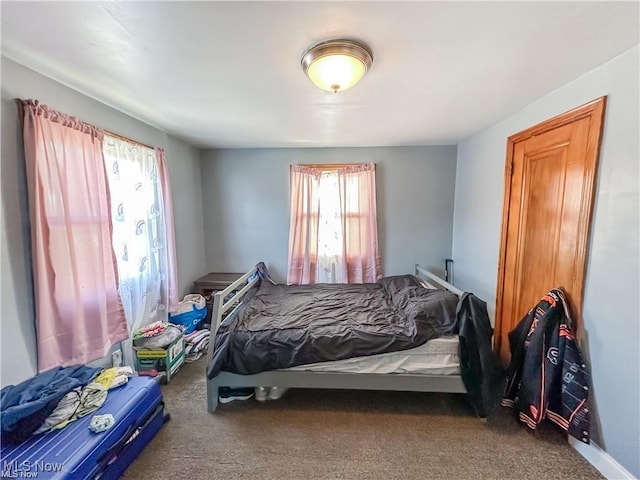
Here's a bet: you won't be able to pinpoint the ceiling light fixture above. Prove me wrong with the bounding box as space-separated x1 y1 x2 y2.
301 38 373 93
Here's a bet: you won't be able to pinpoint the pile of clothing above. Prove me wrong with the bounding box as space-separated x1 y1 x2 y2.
132 320 170 341
1 365 133 444
133 321 182 349
184 330 210 362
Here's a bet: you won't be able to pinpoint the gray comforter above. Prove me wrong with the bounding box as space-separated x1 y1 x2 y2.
207 275 459 379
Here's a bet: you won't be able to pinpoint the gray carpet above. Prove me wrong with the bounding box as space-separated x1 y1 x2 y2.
123 359 603 480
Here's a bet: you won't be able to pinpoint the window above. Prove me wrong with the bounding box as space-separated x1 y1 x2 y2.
287 163 381 285
102 134 177 367
317 172 343 282
103 139 162 282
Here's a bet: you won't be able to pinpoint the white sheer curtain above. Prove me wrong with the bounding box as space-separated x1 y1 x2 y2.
102 135 175 368
317 172 346 283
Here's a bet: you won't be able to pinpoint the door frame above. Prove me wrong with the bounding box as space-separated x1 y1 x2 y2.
494 97 607 357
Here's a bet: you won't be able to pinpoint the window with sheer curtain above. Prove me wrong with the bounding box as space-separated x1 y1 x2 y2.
19 98 178 371
287 163 381 285
102 135 178 368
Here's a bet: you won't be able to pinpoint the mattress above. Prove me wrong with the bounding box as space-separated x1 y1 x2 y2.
286 335 460 375
208 275 459 378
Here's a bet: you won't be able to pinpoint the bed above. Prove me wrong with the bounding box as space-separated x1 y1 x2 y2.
205 264 492 414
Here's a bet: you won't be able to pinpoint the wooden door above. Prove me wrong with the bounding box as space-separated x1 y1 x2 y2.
494 97 606 365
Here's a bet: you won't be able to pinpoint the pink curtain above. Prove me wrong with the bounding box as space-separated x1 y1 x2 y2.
287 165 320 284
155 148 179 311
288 163 381 285
20 99 129 372
338 163 381 283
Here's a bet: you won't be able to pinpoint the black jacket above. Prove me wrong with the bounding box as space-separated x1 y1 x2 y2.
456 293 504 418
502 289 590 443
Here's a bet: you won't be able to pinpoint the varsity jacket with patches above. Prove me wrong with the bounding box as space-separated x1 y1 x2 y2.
501 289 591 444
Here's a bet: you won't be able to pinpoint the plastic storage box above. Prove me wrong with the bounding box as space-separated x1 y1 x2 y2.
134 333 185 383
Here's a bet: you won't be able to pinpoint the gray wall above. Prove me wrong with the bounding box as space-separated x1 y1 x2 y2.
0 57 207 387
452 46 639 477
201 146 457 283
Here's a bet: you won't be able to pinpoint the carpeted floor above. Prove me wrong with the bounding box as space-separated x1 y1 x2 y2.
123 359 603 480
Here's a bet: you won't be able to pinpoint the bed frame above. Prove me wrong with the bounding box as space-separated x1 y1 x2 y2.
206 264 466 413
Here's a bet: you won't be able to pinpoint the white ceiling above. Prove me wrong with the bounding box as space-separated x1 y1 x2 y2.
1 1 638 149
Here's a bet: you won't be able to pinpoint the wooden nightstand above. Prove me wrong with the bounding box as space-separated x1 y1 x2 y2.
192 272 244 302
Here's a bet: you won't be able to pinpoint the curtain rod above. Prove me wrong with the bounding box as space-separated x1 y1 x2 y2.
104 130 155 150
300 163 368 171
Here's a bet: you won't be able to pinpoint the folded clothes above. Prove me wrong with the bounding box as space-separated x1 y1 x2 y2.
184 330 210 363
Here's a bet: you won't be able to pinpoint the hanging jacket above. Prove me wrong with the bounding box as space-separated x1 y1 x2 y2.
456 292 505 418
502 289 591 444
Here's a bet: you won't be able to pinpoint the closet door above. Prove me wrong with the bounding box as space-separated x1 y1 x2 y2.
494 97 606 365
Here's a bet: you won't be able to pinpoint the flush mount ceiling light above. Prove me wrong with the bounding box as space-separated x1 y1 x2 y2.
301 38 373 93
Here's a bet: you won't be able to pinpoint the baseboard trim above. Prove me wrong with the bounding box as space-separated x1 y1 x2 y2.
569 437 637 480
